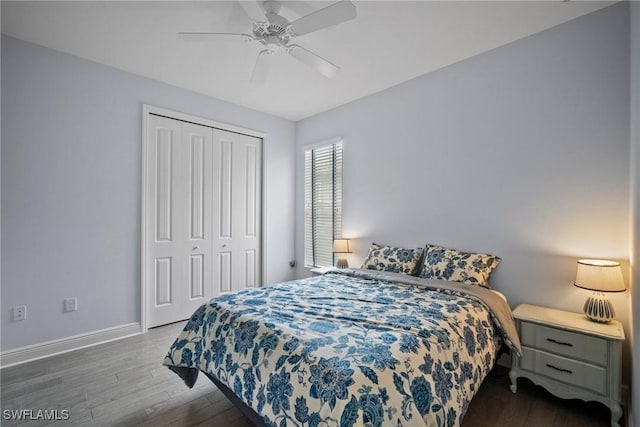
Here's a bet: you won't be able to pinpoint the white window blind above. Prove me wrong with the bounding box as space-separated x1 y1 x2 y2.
304 140 343 268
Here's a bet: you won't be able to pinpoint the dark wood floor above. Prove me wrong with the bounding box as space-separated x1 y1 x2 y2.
464 368 614 427
1 322 614 426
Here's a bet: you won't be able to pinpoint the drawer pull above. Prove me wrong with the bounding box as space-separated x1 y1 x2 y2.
546 363 573 374
546 338 573 347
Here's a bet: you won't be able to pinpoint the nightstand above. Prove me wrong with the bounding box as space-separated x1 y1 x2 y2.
509 304 625 427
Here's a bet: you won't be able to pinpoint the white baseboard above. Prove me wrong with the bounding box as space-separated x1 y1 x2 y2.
0 323 141 368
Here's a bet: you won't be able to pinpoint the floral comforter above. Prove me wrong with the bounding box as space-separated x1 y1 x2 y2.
164 269 521 427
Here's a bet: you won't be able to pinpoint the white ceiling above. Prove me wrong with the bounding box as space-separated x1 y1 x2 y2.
2 1 615 121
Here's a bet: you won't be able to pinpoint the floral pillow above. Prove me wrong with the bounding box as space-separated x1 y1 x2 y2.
419 244 501 287
360 243 423 275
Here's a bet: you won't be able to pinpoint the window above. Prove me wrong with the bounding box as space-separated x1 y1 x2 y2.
304 139 343 268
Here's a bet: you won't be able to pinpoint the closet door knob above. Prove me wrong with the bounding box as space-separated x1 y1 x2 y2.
192 246 199 251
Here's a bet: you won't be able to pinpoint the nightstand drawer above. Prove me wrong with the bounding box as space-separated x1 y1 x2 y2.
521 322 607 365
521 347 606 395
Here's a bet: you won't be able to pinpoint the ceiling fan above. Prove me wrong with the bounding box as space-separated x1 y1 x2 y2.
179 0 356 84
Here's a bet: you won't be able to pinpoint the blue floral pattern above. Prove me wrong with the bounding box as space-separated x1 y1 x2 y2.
419 244 501 287
164 271 512 427
361 243 423 275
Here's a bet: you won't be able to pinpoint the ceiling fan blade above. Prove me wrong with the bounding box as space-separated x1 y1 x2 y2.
251 50 271 85
283 1 315 19
226 1 255 32
289 1 356 36
237 0 267 21
288 44 339 78
178 32 254 42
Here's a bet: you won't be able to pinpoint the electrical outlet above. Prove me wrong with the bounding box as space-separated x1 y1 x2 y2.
13 305 26 321
64 298 78 312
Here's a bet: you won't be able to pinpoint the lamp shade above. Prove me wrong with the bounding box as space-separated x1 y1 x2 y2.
332 239 351 253
574 259 625 293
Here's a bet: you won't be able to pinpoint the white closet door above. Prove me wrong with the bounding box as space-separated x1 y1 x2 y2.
182 122 214 316
145 113 262 328
212 129 262 295
146 116 214 328
146 115 184 328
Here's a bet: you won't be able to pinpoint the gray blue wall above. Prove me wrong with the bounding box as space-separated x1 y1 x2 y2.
2 5 635 412
1 35 296 350
630 1 639 425
296 2 631 371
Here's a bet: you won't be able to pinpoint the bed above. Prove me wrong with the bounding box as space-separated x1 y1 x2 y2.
164 267 521 427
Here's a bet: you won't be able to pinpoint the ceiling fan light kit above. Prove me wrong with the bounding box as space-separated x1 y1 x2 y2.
179 0 356 82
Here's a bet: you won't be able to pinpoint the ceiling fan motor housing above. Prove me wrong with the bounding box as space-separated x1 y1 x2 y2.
253 22 291 47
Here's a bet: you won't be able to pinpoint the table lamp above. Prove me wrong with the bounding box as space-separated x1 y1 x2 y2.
333 239 351 268
573 259 625 323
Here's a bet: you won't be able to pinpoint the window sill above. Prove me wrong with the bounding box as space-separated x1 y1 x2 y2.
308 266 337 275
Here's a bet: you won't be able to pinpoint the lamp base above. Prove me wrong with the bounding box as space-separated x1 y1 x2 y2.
583 292 615 323
336 257 349 269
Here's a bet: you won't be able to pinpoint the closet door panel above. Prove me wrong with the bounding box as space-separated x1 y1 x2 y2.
182 122 214 315
212 129 262 293
146 115 185 328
